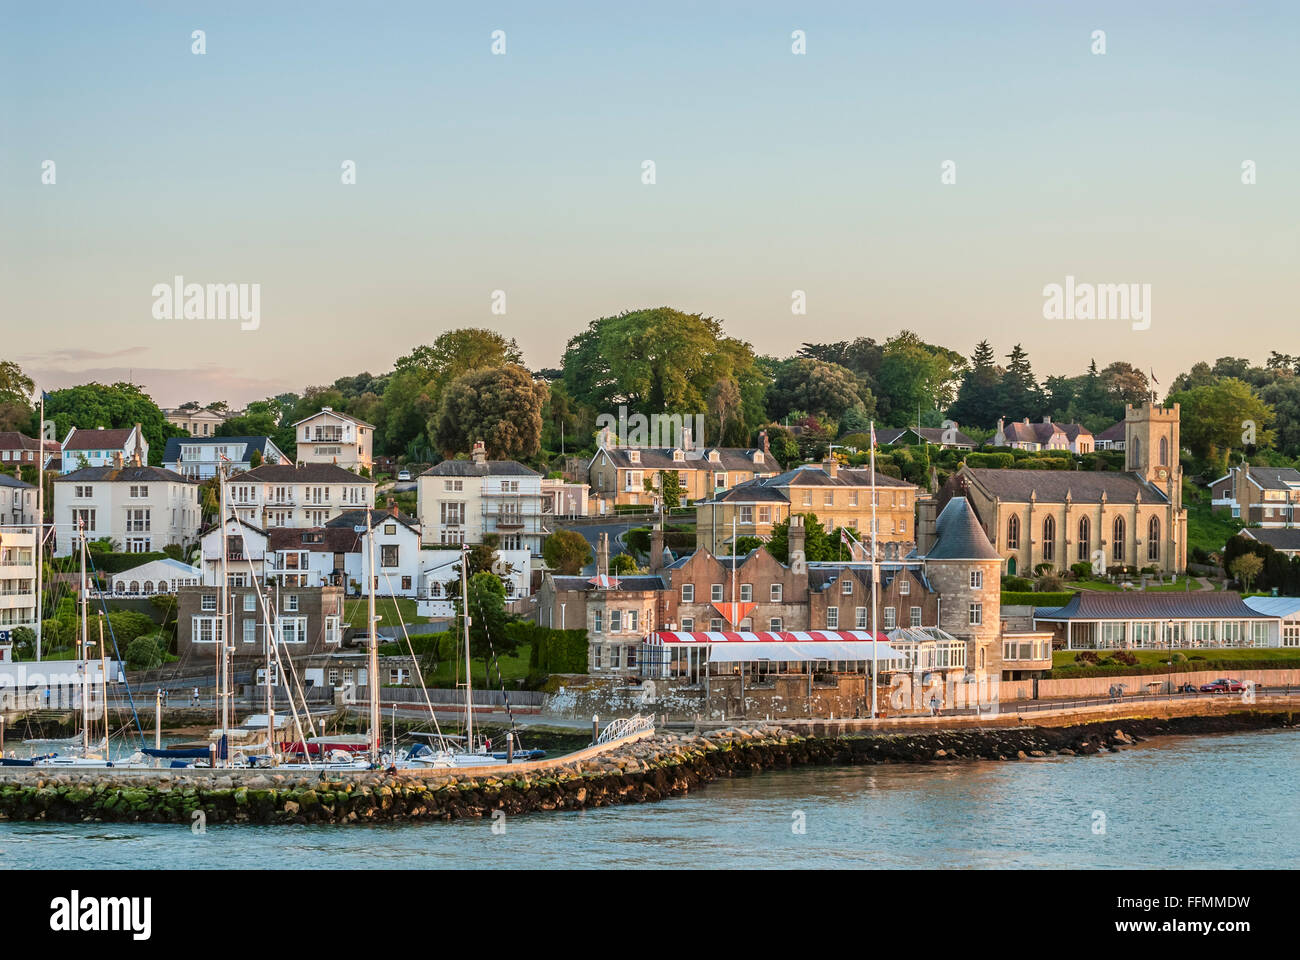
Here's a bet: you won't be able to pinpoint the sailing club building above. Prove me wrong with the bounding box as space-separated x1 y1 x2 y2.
1032 591 1293 650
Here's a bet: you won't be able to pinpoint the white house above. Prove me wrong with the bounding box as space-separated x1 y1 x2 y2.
417 442 548 554
109 557 201 595
293 408 374 474
199 516 269 586
52 462 201 557
0 517 38 638
162 436 287 480
225 462 375 528
1 472 38 527
59 424 149 475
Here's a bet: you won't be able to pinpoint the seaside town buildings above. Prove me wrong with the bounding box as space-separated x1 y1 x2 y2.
293 408 374 474
51 459 201 557
417 442 547 554
162 435 288 480
1209 463 1300 527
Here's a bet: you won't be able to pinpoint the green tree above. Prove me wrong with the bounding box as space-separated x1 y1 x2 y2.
1229 553 1263 592
42 382 182 465
767 358 865 422
543 529 593 574
1169 379 1274 464
0 360 35 432
608 552 638 575
434 364 548 459
875 331 966 423
946 340 1002 429
763 513 833 563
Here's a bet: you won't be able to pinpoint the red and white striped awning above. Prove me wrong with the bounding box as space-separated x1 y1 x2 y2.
649 630 887 645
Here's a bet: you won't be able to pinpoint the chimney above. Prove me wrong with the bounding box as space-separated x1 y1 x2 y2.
823 456 838 479
1043 415 1052 424
131 422 144 466
596 532 610 575
387 496 399 517
113 451 124 469
788 514 806 562
650 527 665 574
598 425 612 449
471 440 487 465
760 429 770 455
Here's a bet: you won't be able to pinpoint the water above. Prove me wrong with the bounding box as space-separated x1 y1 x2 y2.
2 729 1295 869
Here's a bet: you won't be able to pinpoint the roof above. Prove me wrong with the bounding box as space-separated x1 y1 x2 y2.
1245 466 1300 490
292 407 374 429
925 497 1001 561
109 558 201 580
53 464 193 484
1243 596 1300 619
161 436 280 463
703 480 791 503
963 467 1168 504
422 459 538 478
240 463 374 484
768 465 911 489
1242 528 1300 552
647 630 900 662
1033 591 1274 621
596 445 779 474
325 508 420 533
0 432 42 452
200 515 267 538
551 574 666 593
911 426 977 446
1095 422 1126 442
266 526 360 553
0 472 34 490
63 427 136 451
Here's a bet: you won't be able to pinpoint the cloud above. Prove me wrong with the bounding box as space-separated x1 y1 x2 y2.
16 346 150 365
28 365 292 408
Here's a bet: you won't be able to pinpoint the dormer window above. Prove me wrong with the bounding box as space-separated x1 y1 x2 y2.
753 451 764 463
673 449 684 462
708 450 720 463
628 450 640 464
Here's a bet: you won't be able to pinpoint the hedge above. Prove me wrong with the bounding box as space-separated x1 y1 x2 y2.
1048 658 1300 679
1001 591 1075 607
524 625 590 674
87 551 171 575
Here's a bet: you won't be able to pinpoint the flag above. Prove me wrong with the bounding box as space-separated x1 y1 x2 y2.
841 528 851 547
870 423 877 450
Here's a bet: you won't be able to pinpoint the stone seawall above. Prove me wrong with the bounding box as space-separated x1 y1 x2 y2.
0 711 1293 825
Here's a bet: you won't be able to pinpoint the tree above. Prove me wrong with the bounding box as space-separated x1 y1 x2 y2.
10 626 36 660
644 469 683 510
875 331 966 423
453 570 517 688
767 358 865 422
946 340 1003 430
434 364 548 459
126 634 165 671
763 513 833 563
608 553 638 575
543 529 593 574
1168 379 1274 465
42 382 182 465
997 344 1045 420
1229 553 1263 593
0 360 35 432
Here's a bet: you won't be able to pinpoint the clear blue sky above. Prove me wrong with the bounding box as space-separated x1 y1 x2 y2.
2 1 1296 405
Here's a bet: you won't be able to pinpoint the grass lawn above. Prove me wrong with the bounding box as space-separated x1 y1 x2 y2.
1184 483 1244 558
339 595 431 629
414 643 534 690
1052 647 1300 673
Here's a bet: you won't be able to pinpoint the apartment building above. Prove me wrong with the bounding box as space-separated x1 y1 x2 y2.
225 463 375 528
164 407 229 437
694 459 919 555
52 460 201 556
293 408 374 474
1 472 38 527
0 505 38 638
176 582 345 660
162 436 287 480
587 430 780 509
1210 463 1300 528
417 442 547 554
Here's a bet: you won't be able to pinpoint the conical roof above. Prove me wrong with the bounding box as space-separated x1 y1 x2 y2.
925 497 1001 561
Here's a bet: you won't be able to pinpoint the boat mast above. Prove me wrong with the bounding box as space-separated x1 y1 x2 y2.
869 421 879 720
34 389 44 661
98 618 109 752
80 520 89 752
367 513 380 764
461 543 473 750
217 463 231 766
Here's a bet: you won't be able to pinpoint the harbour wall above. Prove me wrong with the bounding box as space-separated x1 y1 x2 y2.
0 708 1294 825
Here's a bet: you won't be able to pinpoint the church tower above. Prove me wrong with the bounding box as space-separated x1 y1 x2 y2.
1124 401 1181 510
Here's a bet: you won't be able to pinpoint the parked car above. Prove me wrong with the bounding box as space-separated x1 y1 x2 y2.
1199 678 1246 694
397 469 411 481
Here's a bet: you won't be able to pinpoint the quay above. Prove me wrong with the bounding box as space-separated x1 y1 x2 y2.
0 700 1295 825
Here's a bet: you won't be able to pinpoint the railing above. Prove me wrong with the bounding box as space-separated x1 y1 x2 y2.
595 713 656 744
1004 684 1300 714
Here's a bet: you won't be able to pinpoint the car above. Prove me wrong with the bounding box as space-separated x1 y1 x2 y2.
1199 678 1246 694
397 469 411 481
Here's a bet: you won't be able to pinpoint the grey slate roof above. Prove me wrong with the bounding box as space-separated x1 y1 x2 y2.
550 574 667 592
1242 528 1300 551
0 472 34 489
326 508 420 533
1095 422 1126 442
1245 466 1300 490
963 467 1168 504
1035 591 1271 621
54 465 194 484
161 436 279 463
598 446 779 473
924 497 1001 561
422 459 538 478
241 463 373 484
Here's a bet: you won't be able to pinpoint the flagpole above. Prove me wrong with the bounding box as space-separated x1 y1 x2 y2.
870 421 878 719
35 389 45 661
731 514 738 628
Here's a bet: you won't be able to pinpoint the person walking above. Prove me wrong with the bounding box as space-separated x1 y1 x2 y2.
192 686 200 707
929 695 939 717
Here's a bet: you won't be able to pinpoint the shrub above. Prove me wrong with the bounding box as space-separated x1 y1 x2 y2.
125 633 165 671
1002 575 1034 592
1001 591 1075 607
1070 561 1093 580
1074 651 1100 664
1111 651 1139 666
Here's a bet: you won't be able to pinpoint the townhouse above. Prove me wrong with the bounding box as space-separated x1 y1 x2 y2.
162 435 287 480
52 458 201 556
587 430 780 510
417 442 547 554
0 472 38 527
0 478 39 638
0 431 58 471
293 407 374 474
176 582 345 661
875 424 977 450
59 424 149 475
992 416 1093 454
164 407 228 437
1209 463 1300 527
225 463 375 528
694 459 919 555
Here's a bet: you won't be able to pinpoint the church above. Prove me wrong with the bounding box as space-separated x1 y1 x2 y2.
926 401 1186 576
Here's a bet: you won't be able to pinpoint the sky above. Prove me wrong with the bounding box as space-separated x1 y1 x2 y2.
2 1 1296 407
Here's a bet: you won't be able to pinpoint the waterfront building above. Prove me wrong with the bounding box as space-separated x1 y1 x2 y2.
417 442 547 554
51 459 201 557
225 462 375 528
164 407 229 437
108 557 201 595
1033 592 1284 649
176 582 345 661
59 424 149 475
292 407 374 474
162 435 287 480
0 493 39 640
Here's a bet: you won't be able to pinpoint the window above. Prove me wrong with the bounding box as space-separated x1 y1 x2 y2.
969 602 982 626
381 544 399 568
738 506 753 524
710 618 723 631
855 607 867 629
402 576 412 590
593 611 602 634
610 610 622 632
899 577 909 595
1042 515 1055 561
201 594 217 612
192 616 224 644
1112 516 1125 562
771 583 783 602
758 506 772 524
769 618 783 632
910 606 922 627
740 583 752 602
969 570 982 589
72 508 96 532
681 584 694 603
243 594 256 612
1006 514 1020 549
681 617 694 631
277 617 308 644
1159 436 1169 466
325 616 341 644
285 595 299 612
711 584 723 602
826 607 838 629
592 646 602 670
609 646 621 668
1078 516 1090 561
627 610 639 633
824 491 834 507
126 508 150 532
841 578 853 595
883 607 896 629
242 619 257 644
1147 516 1160 562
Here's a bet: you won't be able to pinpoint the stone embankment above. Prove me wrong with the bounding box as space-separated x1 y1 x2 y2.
0 710 1293 825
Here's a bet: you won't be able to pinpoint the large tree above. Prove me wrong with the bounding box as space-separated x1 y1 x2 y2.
946 340 1002 429
0 360 35 432
874 331 966 424
42 382 181 465
767 358 866 422
1168 379 1275 467
543 529 592 574
434 364 548 459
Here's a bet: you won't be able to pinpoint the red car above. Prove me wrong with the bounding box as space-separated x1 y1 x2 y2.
1199 678 1247 694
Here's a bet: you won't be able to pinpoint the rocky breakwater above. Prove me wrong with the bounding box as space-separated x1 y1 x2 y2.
0 710 1292 825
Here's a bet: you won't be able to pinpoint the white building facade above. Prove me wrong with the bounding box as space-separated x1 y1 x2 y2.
417 443 547 555
293 408 374 474
225 463 375 528
52 465 201 557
